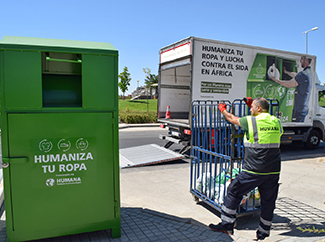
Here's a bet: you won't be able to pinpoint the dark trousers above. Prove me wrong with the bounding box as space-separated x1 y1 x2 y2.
221 171 279 235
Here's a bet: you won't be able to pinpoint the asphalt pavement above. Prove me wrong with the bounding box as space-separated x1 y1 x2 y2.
0 124 324 242
118 124 325 242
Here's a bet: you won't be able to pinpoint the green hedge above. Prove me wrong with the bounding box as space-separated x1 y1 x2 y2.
119 110 157 123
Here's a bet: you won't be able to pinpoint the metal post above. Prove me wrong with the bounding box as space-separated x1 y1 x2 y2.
146 87 149 113
303 27 318 54
305 32 308 54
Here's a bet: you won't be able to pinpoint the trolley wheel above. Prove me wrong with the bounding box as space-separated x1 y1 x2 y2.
193 195 200 204
304 129 321 150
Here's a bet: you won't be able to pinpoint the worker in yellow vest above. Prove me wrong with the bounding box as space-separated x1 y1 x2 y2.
209 97 283 241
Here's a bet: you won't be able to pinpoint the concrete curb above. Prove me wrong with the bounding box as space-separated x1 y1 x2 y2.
119 123 160 129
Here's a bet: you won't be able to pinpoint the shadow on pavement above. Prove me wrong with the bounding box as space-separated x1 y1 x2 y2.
197 201 261 230
117 207 234 241
281 141 325 161
196 196 325 240
0 206 234 242
273 197 325 239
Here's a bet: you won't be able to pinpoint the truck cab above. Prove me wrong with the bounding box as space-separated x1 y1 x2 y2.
309 84 325 148
281 84 325 149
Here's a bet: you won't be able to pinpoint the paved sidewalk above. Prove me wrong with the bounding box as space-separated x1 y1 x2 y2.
1 159 322 242
0 125 324 241
0 204 323 242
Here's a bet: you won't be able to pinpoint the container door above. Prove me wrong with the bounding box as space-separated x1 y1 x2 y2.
3 50 42 109
7 113 116 235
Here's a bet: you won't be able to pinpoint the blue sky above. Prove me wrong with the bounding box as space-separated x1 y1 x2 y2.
1 0 324 95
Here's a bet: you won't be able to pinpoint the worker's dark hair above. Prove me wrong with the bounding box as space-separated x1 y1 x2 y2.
302 56 312 64
254 97 269 112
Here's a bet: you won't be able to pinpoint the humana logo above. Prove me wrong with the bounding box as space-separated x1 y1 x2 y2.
57 177 81 185
259 127 279 131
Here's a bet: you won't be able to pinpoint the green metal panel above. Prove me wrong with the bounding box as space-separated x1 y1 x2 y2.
5 112 119 241
0 51 3 109
0 36 118 55
3 50 42 109
0 36 120 241
82 54 117 110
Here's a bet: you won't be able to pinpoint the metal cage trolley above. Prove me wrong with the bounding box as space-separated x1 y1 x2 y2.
190 99 279 217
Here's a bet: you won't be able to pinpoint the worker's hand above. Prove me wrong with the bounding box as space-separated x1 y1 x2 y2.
243 97 253 108
283 67 290 75
218 103 227 113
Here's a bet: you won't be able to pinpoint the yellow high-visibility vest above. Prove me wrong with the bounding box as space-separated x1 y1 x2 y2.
244 113 283 148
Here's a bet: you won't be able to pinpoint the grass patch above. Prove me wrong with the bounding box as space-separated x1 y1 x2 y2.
119 110 157 123
119 99 157 112
119 99 157 123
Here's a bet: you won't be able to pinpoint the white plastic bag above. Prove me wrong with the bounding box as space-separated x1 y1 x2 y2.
267 63 280 80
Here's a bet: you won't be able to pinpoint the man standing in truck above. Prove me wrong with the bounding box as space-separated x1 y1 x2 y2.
271 56 313 122
209 97 283 240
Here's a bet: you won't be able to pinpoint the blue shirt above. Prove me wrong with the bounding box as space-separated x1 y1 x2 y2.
293 66 311 116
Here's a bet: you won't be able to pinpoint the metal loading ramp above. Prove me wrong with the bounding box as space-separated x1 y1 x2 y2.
119 144 184 168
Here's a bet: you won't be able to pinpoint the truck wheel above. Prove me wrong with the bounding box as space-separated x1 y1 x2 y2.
304 130 321 150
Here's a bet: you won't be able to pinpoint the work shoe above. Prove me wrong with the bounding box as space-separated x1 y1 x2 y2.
209 223 234 235
256 230 269 240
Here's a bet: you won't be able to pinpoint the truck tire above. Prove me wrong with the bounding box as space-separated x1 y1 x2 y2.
303 130 321 150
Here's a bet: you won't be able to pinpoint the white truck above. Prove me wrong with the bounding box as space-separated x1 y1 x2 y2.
158 36 325 151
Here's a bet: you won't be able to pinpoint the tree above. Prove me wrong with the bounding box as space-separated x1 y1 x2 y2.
143 68 158 99
118 66 131 100
143 68 158 88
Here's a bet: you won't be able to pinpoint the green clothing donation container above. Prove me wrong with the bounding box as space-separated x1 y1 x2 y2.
0 36 121 241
